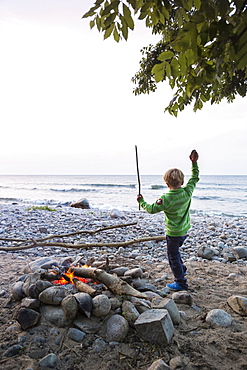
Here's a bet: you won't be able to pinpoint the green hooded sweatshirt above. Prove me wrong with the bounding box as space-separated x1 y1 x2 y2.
138 163 199 236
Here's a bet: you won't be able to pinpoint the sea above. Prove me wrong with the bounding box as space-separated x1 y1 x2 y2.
0 174 246 218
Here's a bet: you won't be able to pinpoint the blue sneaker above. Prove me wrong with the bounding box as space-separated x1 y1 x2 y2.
166 282 184 291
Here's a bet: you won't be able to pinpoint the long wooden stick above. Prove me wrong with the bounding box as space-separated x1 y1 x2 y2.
135 145 141 210
0 235 166 251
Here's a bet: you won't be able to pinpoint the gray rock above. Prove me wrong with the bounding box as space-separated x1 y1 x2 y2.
67 327 86 342
12 281 25 301
20 298 40 310
106 314 129 342
224 251 237 262
61 295 79 323
3 344 23 358
109 209 121 218
39 353 58 368
33 336 46 345
122 300 140 327
206 309 233 328
197 246 215 259
16 308 41 330
73 316 101 334
91 338 107 353
124 267 143 278
38 286 66 305
92 294 111 317
227 295 247 316
169 356 190 369
110 267 129 276
147 359 172 370
143 291 161 301
134 309 174 345
41 305 68 327
152 297 180 325
22 272 41 297
133 278 158 293
171 291 193 306
130 296 151 313
70 198 90 209
233 247 247 259
0 289 6 297
74 292 92 318
110 297 122 310
35 280 53 292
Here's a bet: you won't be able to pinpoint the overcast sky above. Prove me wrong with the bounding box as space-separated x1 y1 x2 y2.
0 0 246 176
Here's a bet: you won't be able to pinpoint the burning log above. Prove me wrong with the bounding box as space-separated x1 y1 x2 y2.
72 278 96 296
40 271 62 282
71 267 148 299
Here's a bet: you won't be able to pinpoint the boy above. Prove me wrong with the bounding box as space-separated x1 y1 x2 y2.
137 150 199 291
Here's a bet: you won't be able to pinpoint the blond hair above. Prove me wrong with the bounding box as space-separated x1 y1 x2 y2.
163 168 184 188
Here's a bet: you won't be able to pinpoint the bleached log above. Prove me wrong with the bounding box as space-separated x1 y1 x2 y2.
71 267 148 299
72 278 96 295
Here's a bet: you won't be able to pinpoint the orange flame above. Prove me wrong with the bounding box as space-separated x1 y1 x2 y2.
52 264 91 285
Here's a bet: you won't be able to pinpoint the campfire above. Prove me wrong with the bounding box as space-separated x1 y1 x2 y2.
11 255 178 349
43 264 93 286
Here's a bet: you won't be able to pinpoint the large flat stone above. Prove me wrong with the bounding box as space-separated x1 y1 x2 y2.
134 309 174 345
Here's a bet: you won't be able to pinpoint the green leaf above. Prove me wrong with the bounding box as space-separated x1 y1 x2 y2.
82 6 98 19
95 0 104 5
194 0 201 10
178 53 187 75
104 23 114 39
185 49 196 66
171 58 180 79
237 51 247 70
90 20 95 29
123 3 134 30
113 26 120 42
121 21 129 40
165 63 171 78
158 51 174 61
152 62 165 82
104 12 117 28
102 0 120 16
161 5 169 20
96 15 103 31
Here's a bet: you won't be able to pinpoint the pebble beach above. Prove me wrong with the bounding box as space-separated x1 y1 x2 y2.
1 203 247 370
1 203 247 268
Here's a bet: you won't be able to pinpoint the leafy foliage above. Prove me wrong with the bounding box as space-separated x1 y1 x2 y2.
83 0 247 115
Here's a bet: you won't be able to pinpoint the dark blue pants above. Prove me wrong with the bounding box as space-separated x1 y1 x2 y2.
166 235 188 290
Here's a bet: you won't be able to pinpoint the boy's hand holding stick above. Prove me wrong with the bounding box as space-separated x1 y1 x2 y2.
135 145 142 210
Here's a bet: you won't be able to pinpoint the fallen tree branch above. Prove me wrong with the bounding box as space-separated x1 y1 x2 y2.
0 235 166 252
0 221 137 243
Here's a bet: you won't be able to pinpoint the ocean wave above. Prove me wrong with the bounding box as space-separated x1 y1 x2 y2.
87 183 136 188
0 197 22 203
50 188 95 193
151 185 166 190
193 196 223 201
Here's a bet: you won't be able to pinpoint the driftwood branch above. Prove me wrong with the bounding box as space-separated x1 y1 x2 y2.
0 235 166 252
71 267 148 299
0 222 137 243
0 221 139 251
